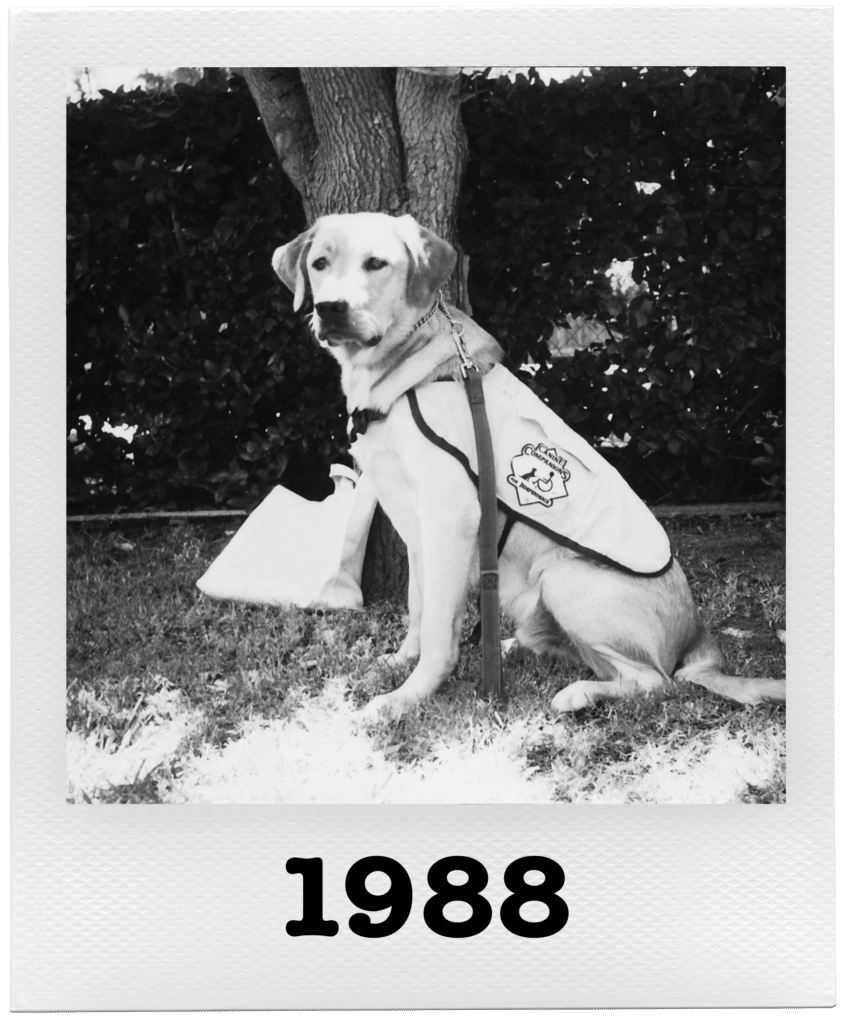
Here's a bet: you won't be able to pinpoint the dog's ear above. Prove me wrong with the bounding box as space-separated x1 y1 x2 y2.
395 215 457 308
272 226 316 311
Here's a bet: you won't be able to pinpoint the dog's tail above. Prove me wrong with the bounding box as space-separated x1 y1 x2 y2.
674 625 785 704
676 663 786 704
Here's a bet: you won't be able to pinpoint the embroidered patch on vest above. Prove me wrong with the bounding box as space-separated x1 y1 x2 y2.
507 443 571 508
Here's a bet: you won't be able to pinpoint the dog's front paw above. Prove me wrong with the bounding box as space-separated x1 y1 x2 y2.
354 691 406 725
551 681 598 713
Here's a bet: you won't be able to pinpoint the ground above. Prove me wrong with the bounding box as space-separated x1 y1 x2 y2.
66 513 785 804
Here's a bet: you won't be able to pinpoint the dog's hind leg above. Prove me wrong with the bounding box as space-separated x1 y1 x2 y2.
673 627 786 704
513 598 568 658
536 556 678 713
550 645 669 712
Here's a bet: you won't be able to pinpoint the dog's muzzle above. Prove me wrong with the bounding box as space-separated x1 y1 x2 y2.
314 301 380 347
315 300 349 327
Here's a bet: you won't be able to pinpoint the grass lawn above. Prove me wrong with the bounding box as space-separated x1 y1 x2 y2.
67 513 785 804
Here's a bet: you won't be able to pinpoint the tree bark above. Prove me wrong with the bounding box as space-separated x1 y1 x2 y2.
395 68 470 309
236 68 319 219
299 68 405 218
239 66 470 606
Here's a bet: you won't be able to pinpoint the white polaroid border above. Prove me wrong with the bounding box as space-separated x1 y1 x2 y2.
11 6 834 1010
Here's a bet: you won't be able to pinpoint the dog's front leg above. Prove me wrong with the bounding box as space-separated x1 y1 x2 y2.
362 503 478 720
378 550 423 669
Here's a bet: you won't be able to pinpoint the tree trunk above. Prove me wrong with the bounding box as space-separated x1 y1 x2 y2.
299 68 405 219
395 68 471 310
237 68 319 217
240 66 470 606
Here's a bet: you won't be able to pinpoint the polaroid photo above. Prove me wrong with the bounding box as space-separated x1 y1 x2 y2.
11 5 835 1011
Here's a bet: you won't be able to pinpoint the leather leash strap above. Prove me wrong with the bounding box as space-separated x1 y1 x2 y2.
439 294 503 700
464 366 503 698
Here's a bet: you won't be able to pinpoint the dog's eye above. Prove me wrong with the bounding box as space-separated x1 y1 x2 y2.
364 257 388 271
311 256 328 272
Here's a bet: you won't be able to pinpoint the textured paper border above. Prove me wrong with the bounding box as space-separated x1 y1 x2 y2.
11 6 834 1009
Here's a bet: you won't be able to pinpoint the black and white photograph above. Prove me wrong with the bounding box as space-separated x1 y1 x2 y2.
11 5 834 1012
66 63 787 804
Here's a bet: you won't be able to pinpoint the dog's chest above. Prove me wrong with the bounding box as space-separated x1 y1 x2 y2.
349 397 444 480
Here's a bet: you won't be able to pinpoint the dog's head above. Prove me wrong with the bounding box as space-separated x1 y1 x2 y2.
272 212 457 349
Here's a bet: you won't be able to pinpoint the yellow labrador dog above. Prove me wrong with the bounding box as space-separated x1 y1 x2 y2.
273 212 785 720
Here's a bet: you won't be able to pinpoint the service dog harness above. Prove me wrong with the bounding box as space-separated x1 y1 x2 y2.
348 295 673 699
405 367 674 579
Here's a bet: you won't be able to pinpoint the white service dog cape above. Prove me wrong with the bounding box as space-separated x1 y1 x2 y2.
356 364 672 577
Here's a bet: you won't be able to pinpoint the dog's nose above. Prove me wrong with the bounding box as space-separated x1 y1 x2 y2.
315 300 349 324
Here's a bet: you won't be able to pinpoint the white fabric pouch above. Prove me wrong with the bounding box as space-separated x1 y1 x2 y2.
196 465 378 610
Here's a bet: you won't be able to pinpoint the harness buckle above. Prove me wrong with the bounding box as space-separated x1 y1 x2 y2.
438 289 477 377
480 569 499 591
